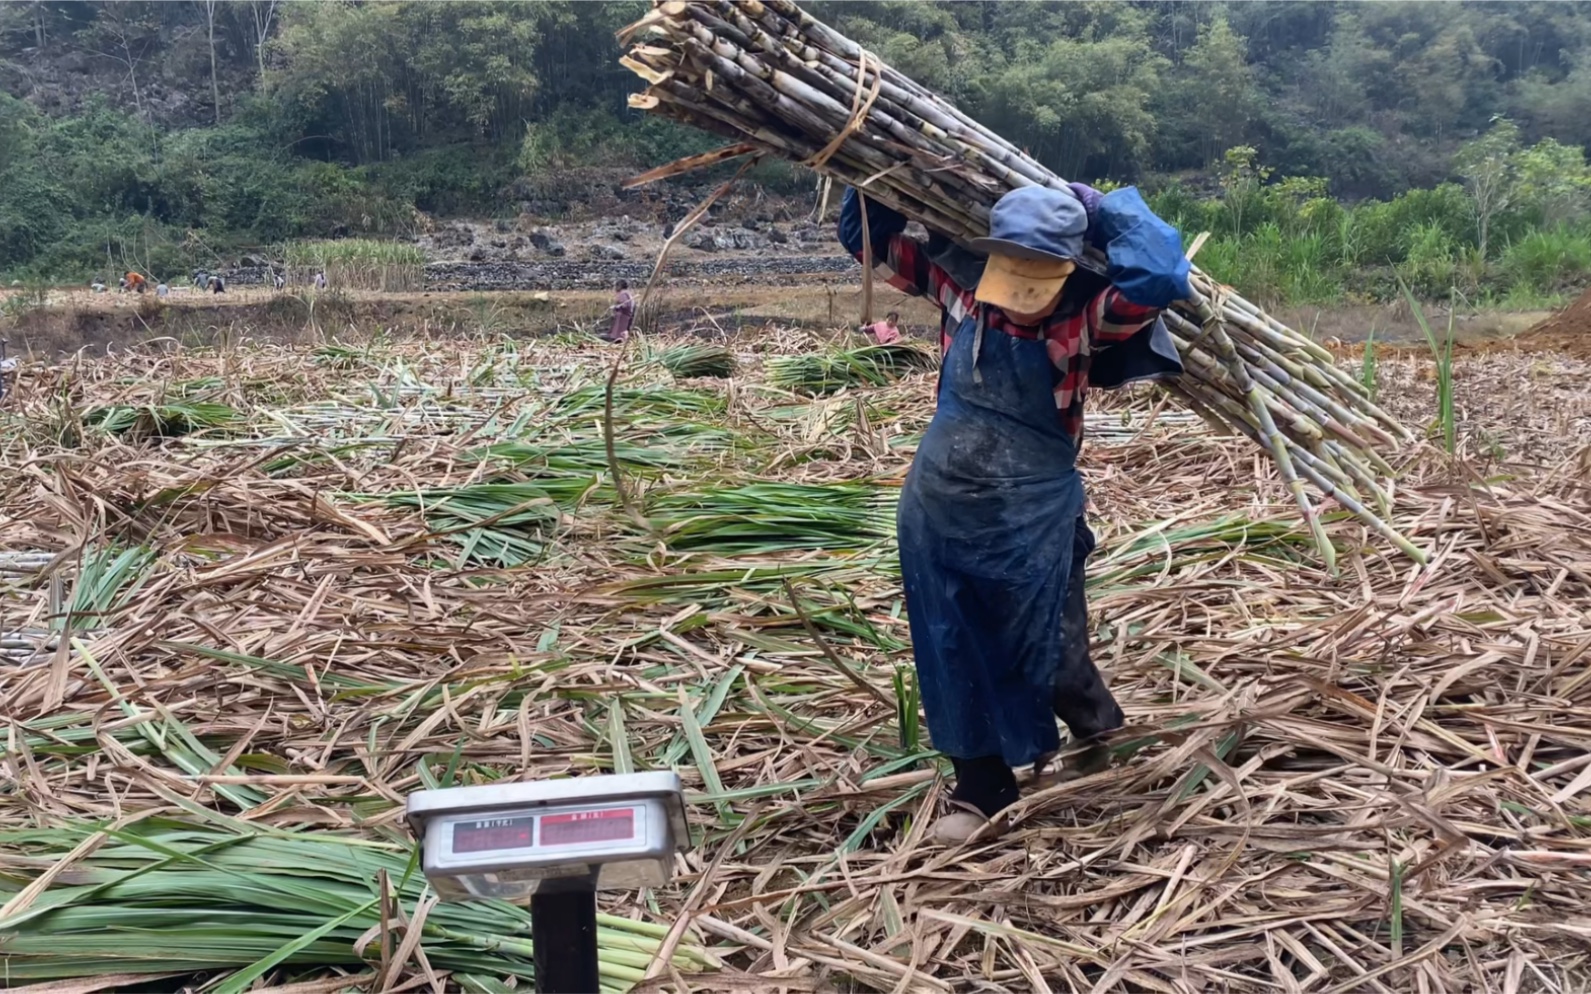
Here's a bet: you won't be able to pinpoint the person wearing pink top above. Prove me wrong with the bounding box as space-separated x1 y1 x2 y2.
862 310 901 344
604 280 636 343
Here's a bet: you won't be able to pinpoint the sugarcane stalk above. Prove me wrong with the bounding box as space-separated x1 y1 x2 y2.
1196 308 1336 571
1175 377 1410 556
619 0 1427 563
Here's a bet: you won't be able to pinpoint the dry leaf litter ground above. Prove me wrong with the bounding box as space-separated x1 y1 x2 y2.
2 327 1590 993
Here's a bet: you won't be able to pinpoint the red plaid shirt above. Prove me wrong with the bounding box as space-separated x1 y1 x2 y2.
858 234 1162 442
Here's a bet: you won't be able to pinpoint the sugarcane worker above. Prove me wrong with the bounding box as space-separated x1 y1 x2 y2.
124 271 147 294
862 310 902 344
839 183 1189 844
604 280 636 343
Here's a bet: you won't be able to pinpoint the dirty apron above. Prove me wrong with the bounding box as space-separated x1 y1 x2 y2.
898 310 1123 769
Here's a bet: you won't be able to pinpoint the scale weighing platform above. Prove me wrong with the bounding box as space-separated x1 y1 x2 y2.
407 771 689 993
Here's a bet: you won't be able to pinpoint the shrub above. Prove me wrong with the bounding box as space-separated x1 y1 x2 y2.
284 239 426 292
1499 227 1591 295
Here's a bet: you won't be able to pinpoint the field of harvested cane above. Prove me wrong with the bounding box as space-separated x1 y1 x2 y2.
3 324 1591 993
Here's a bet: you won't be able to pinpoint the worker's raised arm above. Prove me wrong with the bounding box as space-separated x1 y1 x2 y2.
837 188 963 301
1082 188 1192 345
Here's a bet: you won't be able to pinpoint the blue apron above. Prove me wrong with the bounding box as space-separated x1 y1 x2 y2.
898 310 1125 768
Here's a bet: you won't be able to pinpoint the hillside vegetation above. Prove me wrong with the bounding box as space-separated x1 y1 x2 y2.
3 1 1591 304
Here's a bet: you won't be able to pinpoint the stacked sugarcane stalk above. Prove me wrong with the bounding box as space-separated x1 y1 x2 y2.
618 0 1424 566
657 342 737 379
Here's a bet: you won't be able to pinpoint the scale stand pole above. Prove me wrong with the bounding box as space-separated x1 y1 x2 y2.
530 872 601 994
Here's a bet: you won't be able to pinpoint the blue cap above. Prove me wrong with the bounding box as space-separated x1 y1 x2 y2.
968 186 1087 262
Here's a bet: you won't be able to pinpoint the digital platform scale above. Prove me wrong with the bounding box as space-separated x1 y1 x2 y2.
406 771 689 994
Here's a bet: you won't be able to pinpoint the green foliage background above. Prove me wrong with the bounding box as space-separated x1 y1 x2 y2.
3 0 1591 303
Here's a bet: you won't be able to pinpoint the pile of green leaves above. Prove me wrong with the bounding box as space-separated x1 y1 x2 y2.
374 481 583 567
657 344 735 380
82 402 240 439
0 817 715 992
645 481 896 555
765 344 938 396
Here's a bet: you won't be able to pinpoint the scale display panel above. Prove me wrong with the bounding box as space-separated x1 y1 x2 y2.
407 773 687 901
452 815 537 854
540 808 636 847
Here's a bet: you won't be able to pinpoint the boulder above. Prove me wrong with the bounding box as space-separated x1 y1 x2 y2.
431 226 475 250
529 228 566 257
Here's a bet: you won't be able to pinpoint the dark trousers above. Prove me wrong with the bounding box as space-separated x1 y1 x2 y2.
1052 519 1124 769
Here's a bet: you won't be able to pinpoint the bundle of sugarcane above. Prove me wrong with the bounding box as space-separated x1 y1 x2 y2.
83 401 240 439
657 342 737 378
766 342 938 395
619 0 1422 567
0 819 718 991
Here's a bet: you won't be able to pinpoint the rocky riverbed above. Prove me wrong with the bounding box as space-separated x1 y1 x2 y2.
220 253 860 291
211 175 928 291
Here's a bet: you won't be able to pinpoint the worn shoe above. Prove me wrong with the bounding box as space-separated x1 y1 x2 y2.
1028 750 1059 782
1029 738 1113 785
931 800 1000 846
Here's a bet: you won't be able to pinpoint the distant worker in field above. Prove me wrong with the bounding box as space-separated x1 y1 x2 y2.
91 281 106 293
156 282 169 298
862 310 901 344
193 270 209 290
124 271 147 294
840 182 1189 844
208 274 226 294
314 271 327 290
274 271 286 291
604 279 635 343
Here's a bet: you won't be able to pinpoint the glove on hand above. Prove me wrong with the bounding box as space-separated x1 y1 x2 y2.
1067 182 1105 246
1067 181 1103 218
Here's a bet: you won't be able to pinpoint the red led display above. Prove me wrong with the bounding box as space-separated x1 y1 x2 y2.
540 807 636 847
453 816 536 853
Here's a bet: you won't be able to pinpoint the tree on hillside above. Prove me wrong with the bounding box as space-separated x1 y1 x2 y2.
1514 50 1591 150
0 94 69 268
815 0 981 104
1454 118 1520 258
270 0 546 162
1295 14 1386 129
195 0 219 125
1513 136 1591 223
971 5 1168 182
249 0 276 92
1395 25 1498 141
1157 13 1259 170
81 1 160 118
